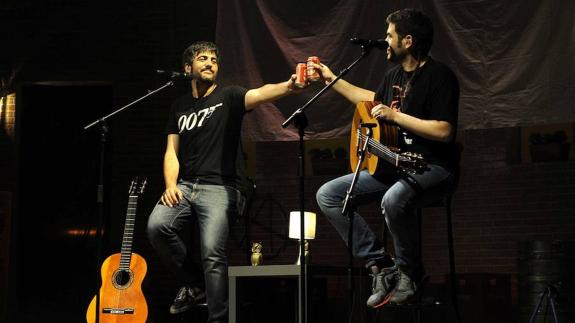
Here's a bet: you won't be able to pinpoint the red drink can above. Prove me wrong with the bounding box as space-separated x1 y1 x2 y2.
306 56 320 81
295 63 307 88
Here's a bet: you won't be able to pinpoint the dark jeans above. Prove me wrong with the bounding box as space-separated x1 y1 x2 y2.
147 179 244 323
316 165 456 278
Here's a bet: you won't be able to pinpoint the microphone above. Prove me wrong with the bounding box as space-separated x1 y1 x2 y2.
350 37 388 50
156 69 192 80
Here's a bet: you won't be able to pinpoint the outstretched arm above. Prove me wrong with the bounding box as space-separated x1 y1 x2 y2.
244 75 300 110
311 62 375 104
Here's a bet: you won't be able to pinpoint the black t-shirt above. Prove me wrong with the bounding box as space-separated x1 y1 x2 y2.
166 85 247 187
374 58 460 170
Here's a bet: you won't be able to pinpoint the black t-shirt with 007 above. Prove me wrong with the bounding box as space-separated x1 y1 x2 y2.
374 58 460 170
166 85 247 188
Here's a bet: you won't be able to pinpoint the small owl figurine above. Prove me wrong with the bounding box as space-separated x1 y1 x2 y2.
251 242 263 266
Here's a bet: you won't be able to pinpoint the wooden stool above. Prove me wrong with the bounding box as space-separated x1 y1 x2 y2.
380 195 462 323
416 195 461 323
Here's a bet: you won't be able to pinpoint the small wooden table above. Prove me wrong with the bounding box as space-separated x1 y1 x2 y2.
228 264 355 323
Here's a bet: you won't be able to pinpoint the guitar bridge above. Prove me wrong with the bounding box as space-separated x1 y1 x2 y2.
102 308 135 315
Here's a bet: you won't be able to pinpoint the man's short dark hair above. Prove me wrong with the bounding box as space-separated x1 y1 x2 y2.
386 8 434 58
182 41 220 67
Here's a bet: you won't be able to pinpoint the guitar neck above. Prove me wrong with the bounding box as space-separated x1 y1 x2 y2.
119 195 138 270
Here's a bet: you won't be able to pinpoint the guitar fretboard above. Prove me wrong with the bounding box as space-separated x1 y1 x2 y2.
356 130 426 174
358 131 400 166
119 195 138 271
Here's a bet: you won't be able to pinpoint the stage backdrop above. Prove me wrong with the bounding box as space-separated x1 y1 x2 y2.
216 0 575 141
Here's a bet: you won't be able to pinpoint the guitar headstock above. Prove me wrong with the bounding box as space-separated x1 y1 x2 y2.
398 152 427 174
128 176 147 196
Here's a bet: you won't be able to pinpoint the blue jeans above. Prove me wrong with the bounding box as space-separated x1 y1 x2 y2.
147 179 244 323
316 165 457 278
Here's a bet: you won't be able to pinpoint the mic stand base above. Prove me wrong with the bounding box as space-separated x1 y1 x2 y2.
528 286 560 323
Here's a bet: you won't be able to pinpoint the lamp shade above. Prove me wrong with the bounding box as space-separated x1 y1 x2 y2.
288 211 316 240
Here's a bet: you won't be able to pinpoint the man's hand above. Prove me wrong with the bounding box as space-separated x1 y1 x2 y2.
286 74 305 92
161 186 183 207
309 62 336 84
371 103 399 122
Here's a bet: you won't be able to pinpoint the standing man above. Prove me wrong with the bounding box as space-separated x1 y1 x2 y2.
147 41 301 322
314 8 460 308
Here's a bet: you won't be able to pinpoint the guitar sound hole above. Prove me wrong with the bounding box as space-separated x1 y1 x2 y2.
114 270 131 287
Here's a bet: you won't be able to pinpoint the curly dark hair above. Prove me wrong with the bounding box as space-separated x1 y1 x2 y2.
182 41 220 67
386 8 434 59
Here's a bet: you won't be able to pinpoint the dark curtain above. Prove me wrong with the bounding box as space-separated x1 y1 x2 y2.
216 0 575 141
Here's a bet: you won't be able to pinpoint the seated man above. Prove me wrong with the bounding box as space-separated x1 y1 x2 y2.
314 8 460 308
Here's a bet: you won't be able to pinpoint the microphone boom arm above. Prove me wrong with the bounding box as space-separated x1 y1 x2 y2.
84 80 174 130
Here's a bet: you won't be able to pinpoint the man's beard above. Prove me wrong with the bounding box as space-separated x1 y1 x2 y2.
388 46 406 63
193 69 216 84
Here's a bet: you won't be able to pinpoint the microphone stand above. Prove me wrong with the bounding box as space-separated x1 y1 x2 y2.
84 78 175 323
341 123 375 322
282 44 376 323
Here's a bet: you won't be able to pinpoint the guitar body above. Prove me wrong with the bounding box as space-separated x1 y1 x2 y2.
86 253 148 323
350 101 399 175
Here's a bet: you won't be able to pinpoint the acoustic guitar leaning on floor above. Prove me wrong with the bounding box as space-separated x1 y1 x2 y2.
86 177 148 323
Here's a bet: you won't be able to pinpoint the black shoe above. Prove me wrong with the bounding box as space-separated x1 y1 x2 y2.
389 270 417 305
366 265 399 308
169 286 206 314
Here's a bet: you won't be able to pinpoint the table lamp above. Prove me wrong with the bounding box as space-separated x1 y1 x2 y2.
288 211 316 265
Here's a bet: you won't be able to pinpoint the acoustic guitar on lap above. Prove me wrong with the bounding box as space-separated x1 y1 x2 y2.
86 177 148 323
350 101 426 175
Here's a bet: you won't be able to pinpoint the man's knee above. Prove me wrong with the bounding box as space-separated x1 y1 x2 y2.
381 191 392 212
316 181 340 208
316 183 328 206
381 190 403 222
146 216 162 244
146 207 173 242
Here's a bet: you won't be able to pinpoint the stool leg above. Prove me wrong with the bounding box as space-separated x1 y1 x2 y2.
446 197 462 323
417 208 422 264
416 208 423 323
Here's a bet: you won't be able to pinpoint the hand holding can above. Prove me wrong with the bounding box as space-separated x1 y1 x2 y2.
295 63 308 88
306 56 321 82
